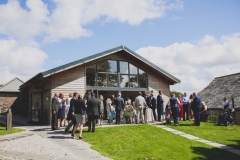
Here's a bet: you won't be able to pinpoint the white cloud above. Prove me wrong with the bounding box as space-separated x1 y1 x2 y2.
0 0 183 84
0 40 48 84
0 0 183 43
135 33 240 95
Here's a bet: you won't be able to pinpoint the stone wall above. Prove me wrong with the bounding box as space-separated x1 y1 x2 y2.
208 108 240 125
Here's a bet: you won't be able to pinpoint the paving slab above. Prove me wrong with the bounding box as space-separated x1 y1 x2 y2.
196 139 212 143
206 142 228 148
171 131 186 135
162 128 177 132
18 153 55 160
155 125 167 128
0 150 23 157
180 134 200 140
227 149 240 155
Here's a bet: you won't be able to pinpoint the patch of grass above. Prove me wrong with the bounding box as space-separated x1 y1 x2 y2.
79 125 240 160
0 126 25 135
161 121 240 149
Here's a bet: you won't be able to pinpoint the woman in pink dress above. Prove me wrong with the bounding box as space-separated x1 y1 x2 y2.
178 95 183 120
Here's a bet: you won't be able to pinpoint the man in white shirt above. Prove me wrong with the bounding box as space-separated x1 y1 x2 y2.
134 92 146 124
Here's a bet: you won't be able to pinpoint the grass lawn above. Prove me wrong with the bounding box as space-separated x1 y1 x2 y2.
0 126 24 135
78 125 240 160
161 121 240 150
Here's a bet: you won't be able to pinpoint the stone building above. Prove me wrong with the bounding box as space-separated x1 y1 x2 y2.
198 72 240 124
20 46 180 124
0 77 24 115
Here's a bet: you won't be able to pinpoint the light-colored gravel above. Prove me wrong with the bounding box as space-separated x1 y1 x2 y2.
0 134 78 159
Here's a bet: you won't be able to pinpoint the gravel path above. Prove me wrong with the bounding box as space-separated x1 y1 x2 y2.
0 126 112 160
0 134 78 159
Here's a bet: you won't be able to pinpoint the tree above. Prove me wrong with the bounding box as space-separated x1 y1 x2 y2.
170 90 183 97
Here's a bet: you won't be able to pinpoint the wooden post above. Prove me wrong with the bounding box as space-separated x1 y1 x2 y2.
6 112 12 130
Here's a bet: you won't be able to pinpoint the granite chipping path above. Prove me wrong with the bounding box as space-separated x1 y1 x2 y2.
0 125 111 160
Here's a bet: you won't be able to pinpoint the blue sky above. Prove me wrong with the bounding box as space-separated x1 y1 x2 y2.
0 0 240 95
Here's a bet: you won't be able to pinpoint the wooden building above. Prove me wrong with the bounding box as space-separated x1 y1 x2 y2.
20 46 180 124
198 72 240 124
0 77 24 115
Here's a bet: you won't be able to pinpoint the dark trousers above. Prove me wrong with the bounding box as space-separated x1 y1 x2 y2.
183 103 189 120
115 110 123 124
152 108 156 121
194 110 200 126
157 105 163 121
88 115 97 131
171 107 179 125
51 112 57 130
65 116 76 132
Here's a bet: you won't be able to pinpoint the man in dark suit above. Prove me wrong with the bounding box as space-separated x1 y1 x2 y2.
157 91 164 121
65 92 78 134
86 92 100 132
114 93 124 124
192 92 201 126
52 93 60 130
150 93 157 121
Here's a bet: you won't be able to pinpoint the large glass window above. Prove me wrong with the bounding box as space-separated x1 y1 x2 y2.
108 74 118 87
86 60 148 88
97 61 107 72
86 72 96 86
97 73 107 87
120 61 128 74
129 64 138 74
107 60 117 73
139 70 147 88
86 64 96 72
120 75 129 88
130 75 138 88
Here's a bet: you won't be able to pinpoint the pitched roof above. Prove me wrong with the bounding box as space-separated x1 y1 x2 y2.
21 45 180 88
0 77 24 92
198 72 240 108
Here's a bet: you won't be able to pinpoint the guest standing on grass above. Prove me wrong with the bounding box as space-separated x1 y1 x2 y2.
150 93 157 122
157 91 164 122
134 92 146 124
72 94 86 139
168 94 180 126
114 93 124 124
178 95 183 120
192 92 201 126
143 93 150 123
182 92 189 121
52 93 60 130
87 92 100 132
65 92 78 133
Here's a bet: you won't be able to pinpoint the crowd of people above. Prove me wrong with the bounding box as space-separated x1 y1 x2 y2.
51 90 230 139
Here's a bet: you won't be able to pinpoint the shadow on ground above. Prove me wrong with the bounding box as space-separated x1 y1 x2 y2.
191 146 240 160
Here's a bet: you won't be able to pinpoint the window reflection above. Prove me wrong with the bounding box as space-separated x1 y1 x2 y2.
139 73 147 88
107 60 117 73
108 74 118 87
120 61 128 74
129 64 138 74
86 72 96 86
97 73 107 87
120 75 129 88
86 60 148 88
86 64 96 72
130 75 138 88
97 61 107 72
